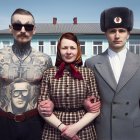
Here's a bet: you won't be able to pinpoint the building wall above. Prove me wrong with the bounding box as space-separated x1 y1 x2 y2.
0 34 140 65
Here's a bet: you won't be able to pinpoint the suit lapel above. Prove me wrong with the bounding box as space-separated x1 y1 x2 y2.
95 51 117 91
116 51 140 92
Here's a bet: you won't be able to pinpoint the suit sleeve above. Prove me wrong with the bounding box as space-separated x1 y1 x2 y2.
87 69 100 101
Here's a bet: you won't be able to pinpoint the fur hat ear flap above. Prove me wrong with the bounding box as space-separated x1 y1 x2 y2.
100 10 106 32
128 10 134 31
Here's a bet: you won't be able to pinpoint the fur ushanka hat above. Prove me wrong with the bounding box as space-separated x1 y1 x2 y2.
100 7 134 32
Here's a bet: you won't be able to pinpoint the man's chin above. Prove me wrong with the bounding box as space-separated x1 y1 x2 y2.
18 40 30 44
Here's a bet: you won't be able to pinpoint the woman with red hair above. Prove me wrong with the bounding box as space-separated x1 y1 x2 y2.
38 32 100 140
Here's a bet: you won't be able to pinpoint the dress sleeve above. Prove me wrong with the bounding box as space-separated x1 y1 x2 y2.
87 69 100 101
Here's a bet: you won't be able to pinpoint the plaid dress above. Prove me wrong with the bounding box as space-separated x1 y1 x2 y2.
39 66 99 140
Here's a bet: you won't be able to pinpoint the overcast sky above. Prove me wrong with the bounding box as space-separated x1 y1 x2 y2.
0 0 140 29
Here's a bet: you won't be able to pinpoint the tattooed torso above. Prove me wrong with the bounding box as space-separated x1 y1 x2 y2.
0 47 52 114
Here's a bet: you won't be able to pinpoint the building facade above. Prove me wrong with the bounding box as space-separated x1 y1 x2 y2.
0 21 140 65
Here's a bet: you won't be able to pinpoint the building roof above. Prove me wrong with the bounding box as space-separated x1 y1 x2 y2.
35 23 102 34
0 23 140 35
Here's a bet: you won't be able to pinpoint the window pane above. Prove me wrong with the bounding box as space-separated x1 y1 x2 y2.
39 46 44 52
93 41 103 55
98 46 102 54
136 45 140 54
93 41 102 45
80 41 85 55
51 46 56 55
81 46 85 54
51 41 56 45
38 41 44 52
39 41 43 45
3 41 10 47
50 41 56 55
129 45 135 53
80 41 85 45
93 46 97 55
129 40 140 55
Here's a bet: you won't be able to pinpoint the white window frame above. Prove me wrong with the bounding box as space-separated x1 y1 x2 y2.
50 41 57 55
93 41 103 55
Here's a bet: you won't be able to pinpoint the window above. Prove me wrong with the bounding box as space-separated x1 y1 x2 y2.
38 41 44 52
80 41 85 55
129 40 140 55
2 41 10 48
50 41 56 55
93 41 102 55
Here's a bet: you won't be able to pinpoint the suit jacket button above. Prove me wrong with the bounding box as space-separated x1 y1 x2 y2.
125 113 128 116
112 116 116 119
126 101 129 105
113 101 116 104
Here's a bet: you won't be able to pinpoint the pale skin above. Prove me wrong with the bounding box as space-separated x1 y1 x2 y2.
105 28 130 52
38 100 54 117
84 27 130 113
9 14 36 44
38 38 100 140
39 38 80 139
9 14 55 116
60 38 78 63
39 99 100 139
12 82 29 109
38 38 78 118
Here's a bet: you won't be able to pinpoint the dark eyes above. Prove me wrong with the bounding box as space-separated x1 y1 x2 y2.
61 46 76 49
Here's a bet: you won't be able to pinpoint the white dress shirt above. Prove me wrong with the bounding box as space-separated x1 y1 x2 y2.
108 48 127 83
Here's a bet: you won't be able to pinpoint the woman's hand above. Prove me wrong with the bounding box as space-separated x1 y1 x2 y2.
61 124 80 140
71 135 80 140
38 100 54 117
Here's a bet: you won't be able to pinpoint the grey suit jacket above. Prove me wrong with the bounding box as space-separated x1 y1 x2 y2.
85 50 140 140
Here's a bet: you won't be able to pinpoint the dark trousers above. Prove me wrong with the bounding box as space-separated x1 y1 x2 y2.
0 115 44 140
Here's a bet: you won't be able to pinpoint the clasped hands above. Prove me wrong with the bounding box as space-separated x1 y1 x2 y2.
38 96 100 140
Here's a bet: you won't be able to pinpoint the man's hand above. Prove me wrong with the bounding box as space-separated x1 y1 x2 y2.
38 100 54 117
83 96 101 113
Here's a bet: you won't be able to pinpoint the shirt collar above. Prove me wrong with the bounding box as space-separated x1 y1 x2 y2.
108 47 127 58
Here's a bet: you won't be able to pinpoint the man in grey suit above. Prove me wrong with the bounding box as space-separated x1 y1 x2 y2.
84 7 140 140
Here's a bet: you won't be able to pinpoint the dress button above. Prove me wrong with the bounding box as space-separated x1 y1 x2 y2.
66 73 70 76
125 113 128 116
66 93 69 96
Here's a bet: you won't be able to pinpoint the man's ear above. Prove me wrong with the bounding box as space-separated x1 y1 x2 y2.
127 32 130 40
9 25 12 33
33 26 36 35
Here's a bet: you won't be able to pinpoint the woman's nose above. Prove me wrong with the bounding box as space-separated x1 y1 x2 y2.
66 48 71 54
